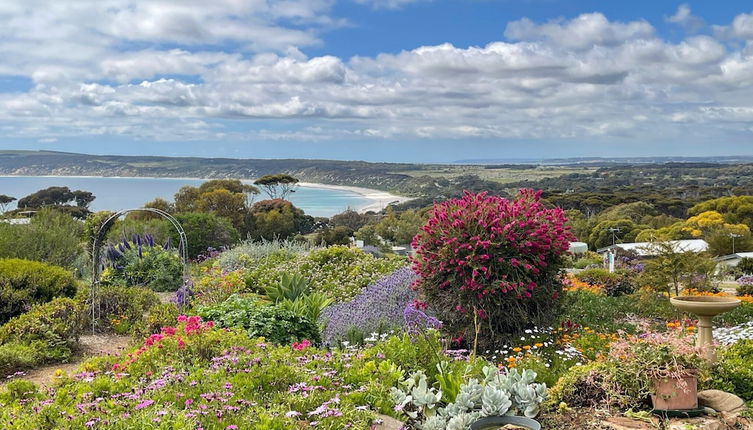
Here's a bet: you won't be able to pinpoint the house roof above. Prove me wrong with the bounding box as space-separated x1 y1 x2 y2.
715 252 753 262
597 239 709 256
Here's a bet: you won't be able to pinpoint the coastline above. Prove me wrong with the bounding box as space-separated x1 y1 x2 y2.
297 182 414 213
0 174 414 214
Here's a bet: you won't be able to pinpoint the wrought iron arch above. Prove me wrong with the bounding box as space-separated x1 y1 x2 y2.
90 208 188 333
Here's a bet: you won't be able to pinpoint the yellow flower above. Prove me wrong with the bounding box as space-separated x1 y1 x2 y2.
512 347 522 353
522 345 531 350
534 343 543 348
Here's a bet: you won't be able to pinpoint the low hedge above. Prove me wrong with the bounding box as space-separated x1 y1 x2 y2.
0 258 77 324
0 297 84 376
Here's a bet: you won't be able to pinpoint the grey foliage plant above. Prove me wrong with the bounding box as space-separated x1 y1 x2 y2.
391 366 547 430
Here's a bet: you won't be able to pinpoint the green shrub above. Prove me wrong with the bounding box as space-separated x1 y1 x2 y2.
738 258 753 276
0 342 38 375
0 208 85 269
217 238 316 271
572 251 604 269
133 302 180 340
575 268 619 286
560 290 674 333
241 245 406 302
0 297 83 365
711 340 753 401
197 295 321 344
603 273 637 297
0 259 77 324
172 212 240 260
101 235 183 291
78 285 160 333
0 379 39 403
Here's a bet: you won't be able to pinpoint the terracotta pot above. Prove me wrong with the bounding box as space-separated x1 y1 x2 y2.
651 375 698 410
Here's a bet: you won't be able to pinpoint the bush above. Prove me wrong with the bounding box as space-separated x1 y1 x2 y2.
575 268 618 286
133 302 181 340
0 342 38 376
0 297 84 366
0 208 85 270
737 276 753 296
603 273 637 297
320 267 417 346
101 235 183 291
217 238 316 271
79 285 160 333
712 340 753 401
738 258 753 276
172 212 240 260
298 246 406 302
560 289 675 333
241 245 406 302
571 251 603 269
411 190 574 350
0 258 77 324
197 295 320 345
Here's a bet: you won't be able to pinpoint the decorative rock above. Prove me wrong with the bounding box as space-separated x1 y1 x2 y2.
602 417 658 429
697 390 746 413
667 417 722 430
373 414 406 430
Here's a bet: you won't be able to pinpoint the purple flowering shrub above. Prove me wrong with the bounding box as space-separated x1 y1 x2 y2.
737 275 753 296
320 267 424 346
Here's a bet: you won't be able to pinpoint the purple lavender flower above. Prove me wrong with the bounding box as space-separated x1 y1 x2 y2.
404 303 442 338
320 267 434 346
174 279 193 308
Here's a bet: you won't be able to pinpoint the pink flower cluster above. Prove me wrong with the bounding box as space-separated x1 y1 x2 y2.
411 190 574 297
292 339 312 351
114 316 215 371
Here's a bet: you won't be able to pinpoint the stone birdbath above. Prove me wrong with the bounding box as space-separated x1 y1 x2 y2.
670 296 741 362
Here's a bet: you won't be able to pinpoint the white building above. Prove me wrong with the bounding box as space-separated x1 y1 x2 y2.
715 252 753 268
596 239 709 258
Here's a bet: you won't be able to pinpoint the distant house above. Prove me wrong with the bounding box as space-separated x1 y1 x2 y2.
596 239 709 258
568 242 588 254
715 252 753 268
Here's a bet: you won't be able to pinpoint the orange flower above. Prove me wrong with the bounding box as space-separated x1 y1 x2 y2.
512 347 522 353
523 345 531 350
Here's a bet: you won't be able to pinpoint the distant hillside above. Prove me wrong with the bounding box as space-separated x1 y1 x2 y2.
0 151 418 193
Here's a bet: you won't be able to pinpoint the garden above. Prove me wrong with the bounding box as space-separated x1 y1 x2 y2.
0 190 752 429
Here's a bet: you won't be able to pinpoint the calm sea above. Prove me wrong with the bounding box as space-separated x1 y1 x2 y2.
0 176 372 217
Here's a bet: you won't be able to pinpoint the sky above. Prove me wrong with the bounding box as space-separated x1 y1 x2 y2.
0 0 752 163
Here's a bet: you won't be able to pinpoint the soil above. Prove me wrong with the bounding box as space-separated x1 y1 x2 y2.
8 334 132 387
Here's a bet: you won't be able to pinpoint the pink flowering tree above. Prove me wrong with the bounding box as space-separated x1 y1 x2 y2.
410 190 574 350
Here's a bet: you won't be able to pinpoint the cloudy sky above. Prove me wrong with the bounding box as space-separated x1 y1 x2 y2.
0 0 752 162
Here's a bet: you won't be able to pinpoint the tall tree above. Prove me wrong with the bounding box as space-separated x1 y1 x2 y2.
253 174 299 200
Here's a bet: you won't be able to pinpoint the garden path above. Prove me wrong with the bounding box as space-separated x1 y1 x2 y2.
14 334 132 387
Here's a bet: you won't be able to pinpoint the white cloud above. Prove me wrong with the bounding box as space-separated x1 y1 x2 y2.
666 4 704 32
353 0 429 10
0 7 752 146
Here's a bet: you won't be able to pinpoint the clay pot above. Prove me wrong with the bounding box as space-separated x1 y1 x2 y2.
651 375 698 410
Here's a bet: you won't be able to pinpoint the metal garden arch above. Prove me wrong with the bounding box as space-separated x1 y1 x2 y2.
90 208 188 333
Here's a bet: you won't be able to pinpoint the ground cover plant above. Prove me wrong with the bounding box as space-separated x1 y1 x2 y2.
0 314 551 430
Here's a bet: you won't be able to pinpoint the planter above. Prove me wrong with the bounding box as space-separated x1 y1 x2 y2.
471 416 541 430
651 375 698 410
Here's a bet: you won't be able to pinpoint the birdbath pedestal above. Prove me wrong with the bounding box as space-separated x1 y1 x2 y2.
670 296 741 362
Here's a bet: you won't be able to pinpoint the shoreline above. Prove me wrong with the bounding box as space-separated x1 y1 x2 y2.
297 182 414 213
0 174 414 214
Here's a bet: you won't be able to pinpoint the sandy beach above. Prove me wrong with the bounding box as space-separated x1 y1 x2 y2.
0 175 413 215
297 182 414 213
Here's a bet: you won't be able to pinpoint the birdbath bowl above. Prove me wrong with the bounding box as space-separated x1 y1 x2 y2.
670 296 741 362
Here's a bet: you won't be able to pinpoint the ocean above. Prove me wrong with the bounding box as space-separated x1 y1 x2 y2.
0 176 374 217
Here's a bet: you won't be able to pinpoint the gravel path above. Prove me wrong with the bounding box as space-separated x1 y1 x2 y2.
10 334 132 387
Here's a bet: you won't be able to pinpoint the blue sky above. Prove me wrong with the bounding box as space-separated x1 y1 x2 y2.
0 1 752 162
